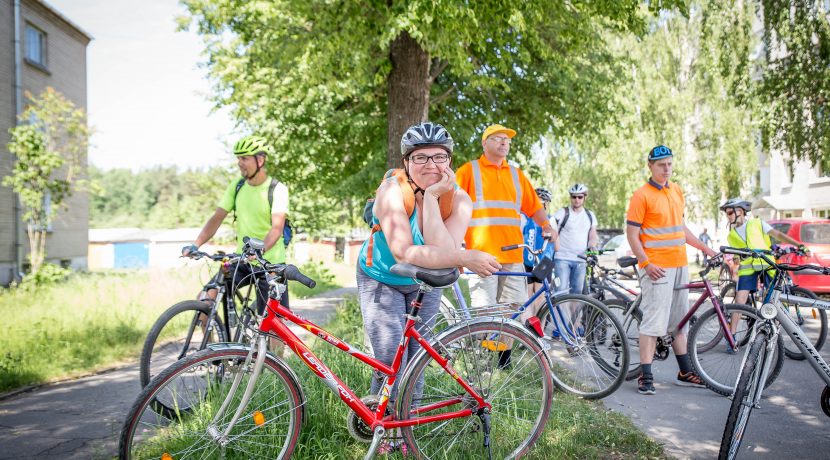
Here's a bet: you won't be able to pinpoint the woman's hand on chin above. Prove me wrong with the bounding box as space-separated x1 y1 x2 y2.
461 250 501 277
425 168 456 198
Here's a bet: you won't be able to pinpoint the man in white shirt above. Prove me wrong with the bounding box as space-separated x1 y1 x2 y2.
552 183 599 295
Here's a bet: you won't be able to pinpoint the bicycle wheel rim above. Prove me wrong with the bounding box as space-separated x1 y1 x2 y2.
122 349 303 460
690 304 779 396
780 287 827 360
537 295 627 399
141 301 227 388
397 321 552 460
605 299 641 380
721 332 768 460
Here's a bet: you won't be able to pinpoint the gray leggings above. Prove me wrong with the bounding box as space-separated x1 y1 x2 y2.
356 265 442 397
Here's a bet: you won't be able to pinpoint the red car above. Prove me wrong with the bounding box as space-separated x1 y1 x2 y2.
768 218 830 294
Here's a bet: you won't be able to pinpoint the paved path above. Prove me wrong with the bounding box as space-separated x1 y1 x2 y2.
0 287 356 460
605 340 830 459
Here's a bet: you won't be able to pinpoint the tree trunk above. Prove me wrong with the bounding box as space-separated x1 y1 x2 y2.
387 31 431 168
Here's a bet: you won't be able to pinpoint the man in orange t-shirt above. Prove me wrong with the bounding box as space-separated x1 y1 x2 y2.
456 124 555 309
625 145 716 395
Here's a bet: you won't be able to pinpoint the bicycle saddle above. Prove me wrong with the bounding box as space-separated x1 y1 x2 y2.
390 264 460 287
617 256 638 268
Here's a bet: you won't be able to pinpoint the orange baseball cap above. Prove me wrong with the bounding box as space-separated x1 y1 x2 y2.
481 124 517 142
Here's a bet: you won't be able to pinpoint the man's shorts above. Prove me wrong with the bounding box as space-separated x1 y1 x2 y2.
469 263 529 308
737 271 772 292
638 265 689 337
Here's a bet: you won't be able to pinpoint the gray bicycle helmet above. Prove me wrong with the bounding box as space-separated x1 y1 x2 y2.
568 183 589 195
535 187 552 203
720 198 751 212
400 122 454 157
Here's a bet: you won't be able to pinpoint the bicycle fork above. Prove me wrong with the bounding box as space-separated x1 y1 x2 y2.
207 334 269 446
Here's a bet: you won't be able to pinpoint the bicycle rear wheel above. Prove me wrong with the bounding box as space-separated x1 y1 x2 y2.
397 319 553 460
688 304 783 396
719 329 771 460
779 286 828 360
139 300 226 388
604 298 641 380
120 347 304 460
536 294 628 399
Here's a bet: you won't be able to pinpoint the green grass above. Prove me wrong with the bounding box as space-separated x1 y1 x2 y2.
0 261 342 393
286 299 666 459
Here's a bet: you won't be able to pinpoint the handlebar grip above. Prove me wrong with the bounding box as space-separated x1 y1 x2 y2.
720 246 751 257
283 264 316 289
501 245 520 251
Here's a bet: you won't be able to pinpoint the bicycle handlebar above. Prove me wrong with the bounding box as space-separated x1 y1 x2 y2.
719 245 830 275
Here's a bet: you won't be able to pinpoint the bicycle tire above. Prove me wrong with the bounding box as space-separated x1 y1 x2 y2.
604 298 641 380
688 304 783 396
779 286 828 360
120 347 304 460
536 294 628 399
397 319 553 460
139 300 227 388
719 329 771 460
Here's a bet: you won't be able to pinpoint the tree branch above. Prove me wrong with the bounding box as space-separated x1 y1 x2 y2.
431 86 457 105
428 58 449 84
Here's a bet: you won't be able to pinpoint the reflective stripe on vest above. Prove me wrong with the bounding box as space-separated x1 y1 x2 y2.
639 224 685 248
727 218 773 276
468 160 522 227
643 238 686 248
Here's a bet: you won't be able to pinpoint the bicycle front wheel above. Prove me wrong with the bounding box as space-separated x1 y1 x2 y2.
537 294 629 399
719 329 772 460
689 304 783 396
397 320 553 460
120 347 304 460
779 286 828 360
139 300 227 388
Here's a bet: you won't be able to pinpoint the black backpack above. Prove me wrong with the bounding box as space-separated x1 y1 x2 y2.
555 207 594 246
232 178 294 247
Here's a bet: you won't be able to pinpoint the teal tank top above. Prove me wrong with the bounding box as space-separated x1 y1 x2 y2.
358 209 424 285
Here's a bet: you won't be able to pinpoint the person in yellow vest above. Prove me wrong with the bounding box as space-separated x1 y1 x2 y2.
626 145 716 395
455 124 556 312
720 197 803 306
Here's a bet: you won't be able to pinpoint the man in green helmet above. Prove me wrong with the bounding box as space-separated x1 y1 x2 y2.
183 135 290 312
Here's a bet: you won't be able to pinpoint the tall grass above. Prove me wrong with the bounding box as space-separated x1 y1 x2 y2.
0 261 342 392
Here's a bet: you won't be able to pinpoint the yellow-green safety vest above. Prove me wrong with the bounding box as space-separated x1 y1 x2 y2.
726 217 774 277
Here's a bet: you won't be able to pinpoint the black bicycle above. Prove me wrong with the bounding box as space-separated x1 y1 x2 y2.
138 248 262 388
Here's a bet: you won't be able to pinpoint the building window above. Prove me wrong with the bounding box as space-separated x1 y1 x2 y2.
25 24 47 67
817 209 830 219
783 211 794 218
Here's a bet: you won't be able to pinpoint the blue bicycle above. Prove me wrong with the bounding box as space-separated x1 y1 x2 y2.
439 243 629 399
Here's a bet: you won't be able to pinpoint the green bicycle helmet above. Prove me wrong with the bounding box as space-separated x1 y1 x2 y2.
233 135 271 156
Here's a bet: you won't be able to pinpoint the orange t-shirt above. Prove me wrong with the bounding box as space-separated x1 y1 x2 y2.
456 155 544 264
626 179 687 268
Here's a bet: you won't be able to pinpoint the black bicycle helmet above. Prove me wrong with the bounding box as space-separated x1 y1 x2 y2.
400 122 454 157
720 198 751 212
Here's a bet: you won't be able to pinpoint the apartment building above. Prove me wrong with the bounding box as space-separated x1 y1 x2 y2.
0 0 91 285
755 148 830 221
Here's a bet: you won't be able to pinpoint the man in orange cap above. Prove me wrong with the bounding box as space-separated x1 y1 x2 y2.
456 124 556 310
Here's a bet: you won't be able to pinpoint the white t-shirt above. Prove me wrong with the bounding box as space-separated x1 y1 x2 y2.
734 220 772 241
553 206 596 262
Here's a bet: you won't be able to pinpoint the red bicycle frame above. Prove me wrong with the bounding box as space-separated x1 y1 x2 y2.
256 292 490 431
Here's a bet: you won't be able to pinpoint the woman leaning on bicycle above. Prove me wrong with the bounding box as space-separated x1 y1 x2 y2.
356 122 500 398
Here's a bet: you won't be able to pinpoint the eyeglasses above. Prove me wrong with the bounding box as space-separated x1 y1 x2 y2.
408 153 450 164
488 136 512 144
570 195 585 200
725 209 735 216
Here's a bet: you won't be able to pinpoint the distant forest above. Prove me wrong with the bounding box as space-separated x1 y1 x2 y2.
89 165 235 229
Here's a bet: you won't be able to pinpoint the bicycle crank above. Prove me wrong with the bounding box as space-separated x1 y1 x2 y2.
347 395 389 443
821 385 830 418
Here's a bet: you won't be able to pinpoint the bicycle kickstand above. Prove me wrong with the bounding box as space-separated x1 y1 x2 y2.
364 426 386 460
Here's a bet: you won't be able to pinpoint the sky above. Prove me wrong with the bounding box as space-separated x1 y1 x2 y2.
47 0 238 171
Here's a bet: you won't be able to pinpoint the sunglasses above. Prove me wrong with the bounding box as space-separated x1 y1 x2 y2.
725 209 735 216
570 195 585 200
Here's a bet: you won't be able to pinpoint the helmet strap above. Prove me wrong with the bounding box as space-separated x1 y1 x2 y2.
403 162 426 196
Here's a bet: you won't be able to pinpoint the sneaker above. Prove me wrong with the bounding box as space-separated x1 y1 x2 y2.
724 334 737 354
676 371 706 388
638 373 656 395
497 349 512 369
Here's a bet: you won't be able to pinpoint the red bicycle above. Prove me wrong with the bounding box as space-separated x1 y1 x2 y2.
120 238 554 459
